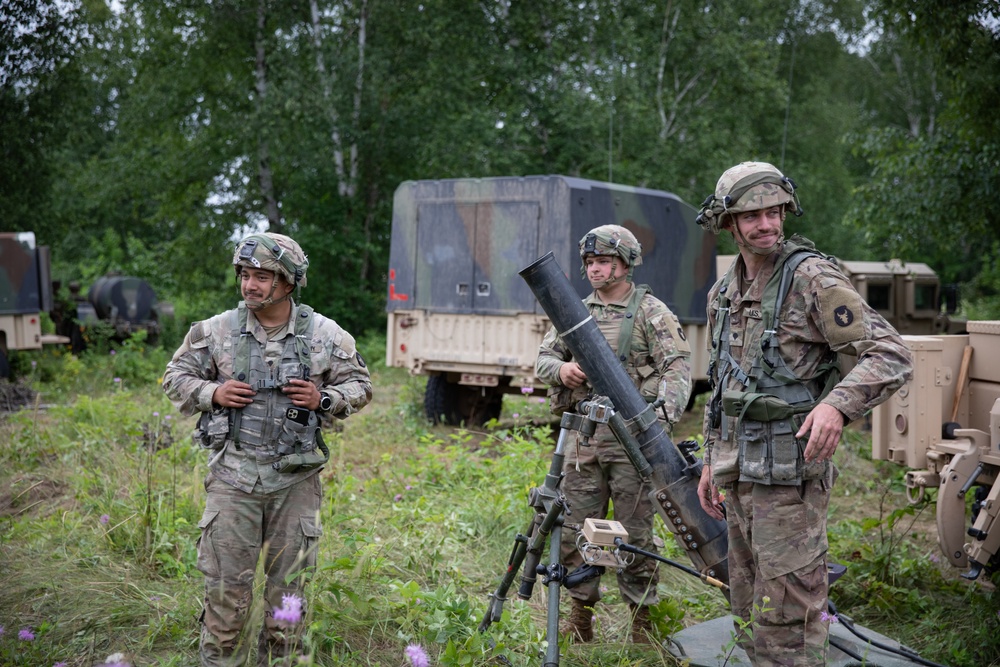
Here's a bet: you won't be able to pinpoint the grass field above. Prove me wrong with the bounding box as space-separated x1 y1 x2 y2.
0 334 998 666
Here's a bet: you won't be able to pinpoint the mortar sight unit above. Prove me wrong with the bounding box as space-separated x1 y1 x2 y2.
870 321 1000 580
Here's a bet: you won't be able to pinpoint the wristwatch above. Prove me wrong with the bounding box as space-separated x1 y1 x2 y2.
319 392 334 413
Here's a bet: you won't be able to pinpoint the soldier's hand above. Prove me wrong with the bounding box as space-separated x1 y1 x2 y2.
698 466 725 520
213 379 255 408
283 378 321 410
798 403 845 462
559 362 587 389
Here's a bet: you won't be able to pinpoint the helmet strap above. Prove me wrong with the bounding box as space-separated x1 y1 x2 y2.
243 273 293 312
730 207 786 257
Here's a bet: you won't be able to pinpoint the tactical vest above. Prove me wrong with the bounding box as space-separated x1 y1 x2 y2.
549 284 653 416
226 302 316 451
709 238 840 485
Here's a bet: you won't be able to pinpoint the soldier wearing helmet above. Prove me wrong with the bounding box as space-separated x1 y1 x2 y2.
536 224 692 644
696 162 912 665
163 232 372 666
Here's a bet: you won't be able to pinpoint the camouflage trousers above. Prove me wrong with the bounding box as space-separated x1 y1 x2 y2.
560 431 659 607
723 478 832 667
196 471 323 667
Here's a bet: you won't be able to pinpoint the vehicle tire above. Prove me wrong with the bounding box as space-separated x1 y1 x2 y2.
0 346 9 380
424 374 459 425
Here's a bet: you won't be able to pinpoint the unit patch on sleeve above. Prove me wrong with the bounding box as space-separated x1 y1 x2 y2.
819 285 865 345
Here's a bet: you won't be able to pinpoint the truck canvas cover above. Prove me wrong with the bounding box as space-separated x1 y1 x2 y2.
387 175 714 324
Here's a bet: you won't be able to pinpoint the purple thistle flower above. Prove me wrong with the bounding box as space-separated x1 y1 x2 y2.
536 397 546 404
405 643 430 667
820 611 839 624
19 627 35 641
520 386 534 395
100 514 110 525
165 415 172 421
394 493 403 502
405 485 412 491
273 593 303 625
153 411 159 417
110 349 116 355
113 377 121 383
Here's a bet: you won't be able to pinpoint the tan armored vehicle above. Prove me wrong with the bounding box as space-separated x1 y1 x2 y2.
871 321 1000 580
386 176 717 425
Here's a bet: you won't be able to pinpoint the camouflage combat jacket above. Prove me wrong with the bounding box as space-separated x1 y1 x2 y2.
163 301 372 493
702 238 913 485
536 283 692 428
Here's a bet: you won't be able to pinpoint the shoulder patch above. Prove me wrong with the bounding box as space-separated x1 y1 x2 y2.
189 321 206 344
818 285 865 346
356 351 366 368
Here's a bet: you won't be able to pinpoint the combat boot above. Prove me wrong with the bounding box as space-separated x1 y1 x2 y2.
628 603 653 644
560 598 594 642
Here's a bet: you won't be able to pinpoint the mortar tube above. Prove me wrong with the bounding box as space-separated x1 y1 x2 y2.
519 252 730 586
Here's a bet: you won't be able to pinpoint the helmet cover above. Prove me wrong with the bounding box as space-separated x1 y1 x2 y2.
695 161 800 235
232 233 309 287
578 224 642 283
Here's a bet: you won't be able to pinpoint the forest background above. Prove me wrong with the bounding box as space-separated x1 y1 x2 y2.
2 0 1000 336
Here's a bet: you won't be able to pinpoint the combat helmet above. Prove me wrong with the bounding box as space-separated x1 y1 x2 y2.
695 161 802 235
233 232 309 287
233 233 309 309
579 224 642 284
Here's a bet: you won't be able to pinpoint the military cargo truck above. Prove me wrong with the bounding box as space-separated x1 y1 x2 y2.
716 254 965 336
0 232 67 377
0 231 174 378
385 175 716 425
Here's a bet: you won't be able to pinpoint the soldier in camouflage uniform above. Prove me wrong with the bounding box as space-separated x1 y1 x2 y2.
694 162 912 666
163 233 372 666
536 224 692 643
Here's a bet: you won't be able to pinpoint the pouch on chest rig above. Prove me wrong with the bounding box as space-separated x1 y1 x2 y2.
710 239 839 485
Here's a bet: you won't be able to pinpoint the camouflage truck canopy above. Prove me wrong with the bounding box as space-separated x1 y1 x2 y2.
386 175 716 426
387 175 715 324
0 232 55 318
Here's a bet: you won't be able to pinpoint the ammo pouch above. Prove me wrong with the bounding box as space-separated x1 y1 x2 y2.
273 408 329 473
725 391 828 485
722 390 797 422
194 410 230 451
272 438 329 473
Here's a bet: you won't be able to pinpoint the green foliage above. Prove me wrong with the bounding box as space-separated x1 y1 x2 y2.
4 348 998 666
8 0 997 337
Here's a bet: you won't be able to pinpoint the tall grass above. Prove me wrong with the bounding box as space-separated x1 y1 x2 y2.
0 334 997 666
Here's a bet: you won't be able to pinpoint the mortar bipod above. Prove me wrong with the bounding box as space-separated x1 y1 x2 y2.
478 398 623 667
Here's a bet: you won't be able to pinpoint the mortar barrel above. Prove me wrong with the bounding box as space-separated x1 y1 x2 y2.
519 252 729 585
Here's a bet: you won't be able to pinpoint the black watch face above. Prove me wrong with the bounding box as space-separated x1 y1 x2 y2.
321 396 332 411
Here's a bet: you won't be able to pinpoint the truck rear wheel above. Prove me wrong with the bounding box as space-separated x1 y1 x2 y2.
425 375 459 425
0 346 9 379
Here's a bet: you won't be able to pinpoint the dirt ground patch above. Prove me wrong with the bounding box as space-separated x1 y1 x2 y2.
0 475 70 519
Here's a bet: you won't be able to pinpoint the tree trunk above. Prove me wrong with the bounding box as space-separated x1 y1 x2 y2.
255 0 282 230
